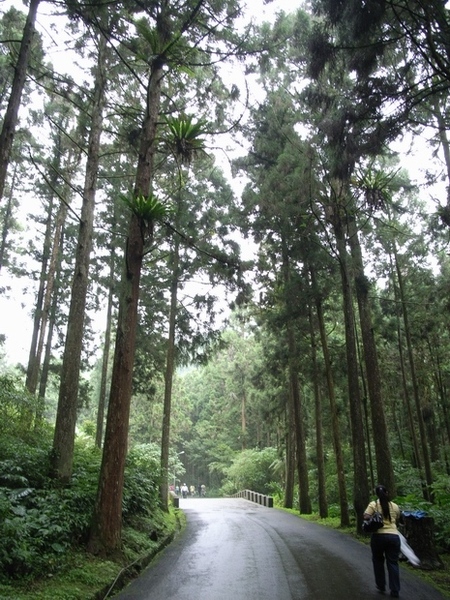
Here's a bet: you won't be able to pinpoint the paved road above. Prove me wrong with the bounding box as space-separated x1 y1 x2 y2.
113 498 447 600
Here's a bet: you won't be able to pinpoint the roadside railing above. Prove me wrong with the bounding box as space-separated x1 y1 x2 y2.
230 489 273 508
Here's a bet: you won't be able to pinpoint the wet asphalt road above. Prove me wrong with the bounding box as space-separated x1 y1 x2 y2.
113 498 447 600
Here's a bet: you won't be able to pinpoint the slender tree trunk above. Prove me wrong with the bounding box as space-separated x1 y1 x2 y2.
38 283 58 404
310 266 350 527
0 163 18 270
434 351 450 448
347 217 395 493
160 235 180 511
330 194 369 529
88 58 163 556
95 246 115 449
308 301 327 518
28 196 68 394
284 401 295 509
434 99 450 215
0 0 40 203
388 250 423 472
52 32 107 482
394 247 433 500
38 224 65 409
25 192 56 392
241 387 247 451
281 240 311 514
286 327 311 514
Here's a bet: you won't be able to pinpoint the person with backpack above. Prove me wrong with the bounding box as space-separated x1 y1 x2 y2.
364 485 402 598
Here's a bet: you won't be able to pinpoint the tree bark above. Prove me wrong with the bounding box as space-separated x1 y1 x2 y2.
160 234 180 511
284 402 295 509
95 245 115 449
308 300 328 518
0 0 40 203
28 195 68 394
38 278 59 407
330 192 369 529
347 215 395 494
394 247 433 500
88 56 164 556
0 163 18 270
25 171 58 393
403 515 444 570
310 265 350 527
281 239 311 514
52 32 107 482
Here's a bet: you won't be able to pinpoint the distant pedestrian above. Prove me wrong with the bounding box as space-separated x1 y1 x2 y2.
181 483 188 498
364 485 402 598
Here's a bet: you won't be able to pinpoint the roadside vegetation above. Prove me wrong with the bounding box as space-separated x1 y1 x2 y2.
0 376 180 599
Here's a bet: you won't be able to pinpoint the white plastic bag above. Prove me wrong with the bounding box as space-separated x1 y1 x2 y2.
398 532 421 566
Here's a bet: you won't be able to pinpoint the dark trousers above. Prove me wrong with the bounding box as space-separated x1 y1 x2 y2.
370 533 401 593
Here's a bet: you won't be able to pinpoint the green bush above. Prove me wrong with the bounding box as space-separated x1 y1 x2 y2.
221 447 281 495
123 443 161 520
0 438 102 580
0 375 41 439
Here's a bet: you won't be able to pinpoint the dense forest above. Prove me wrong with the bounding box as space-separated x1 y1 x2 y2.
1 0 450 592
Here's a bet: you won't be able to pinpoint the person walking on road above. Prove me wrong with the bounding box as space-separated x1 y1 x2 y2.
364 484 402 598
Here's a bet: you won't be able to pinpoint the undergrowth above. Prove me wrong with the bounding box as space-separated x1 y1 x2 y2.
0 388 181 600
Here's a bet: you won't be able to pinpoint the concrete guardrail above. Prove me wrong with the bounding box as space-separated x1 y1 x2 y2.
230 489 273 508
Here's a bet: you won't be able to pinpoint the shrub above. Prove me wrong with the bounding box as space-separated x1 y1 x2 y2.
0 438 102 580
221 447 281 495
122 443 161 520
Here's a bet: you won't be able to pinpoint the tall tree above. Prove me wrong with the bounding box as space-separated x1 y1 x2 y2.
51 30 108 482
88 0 245 555
0 0 40 203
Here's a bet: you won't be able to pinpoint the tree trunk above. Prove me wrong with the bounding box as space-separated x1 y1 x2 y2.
308 300 327 518
95 246 115 449
389 250 423 472
160 234 180 511
281 239 311 514
310 265 350 527
89 214 144 555
38 285 58 404
0 0 40 203
0 163 18 270
52 32 107 482
28 195 68 394
331 195 369 529
434 99 450 216
394 247 433 500
284 402 295 509
347 216 395 495
25 181 57 393
88 57 163 556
